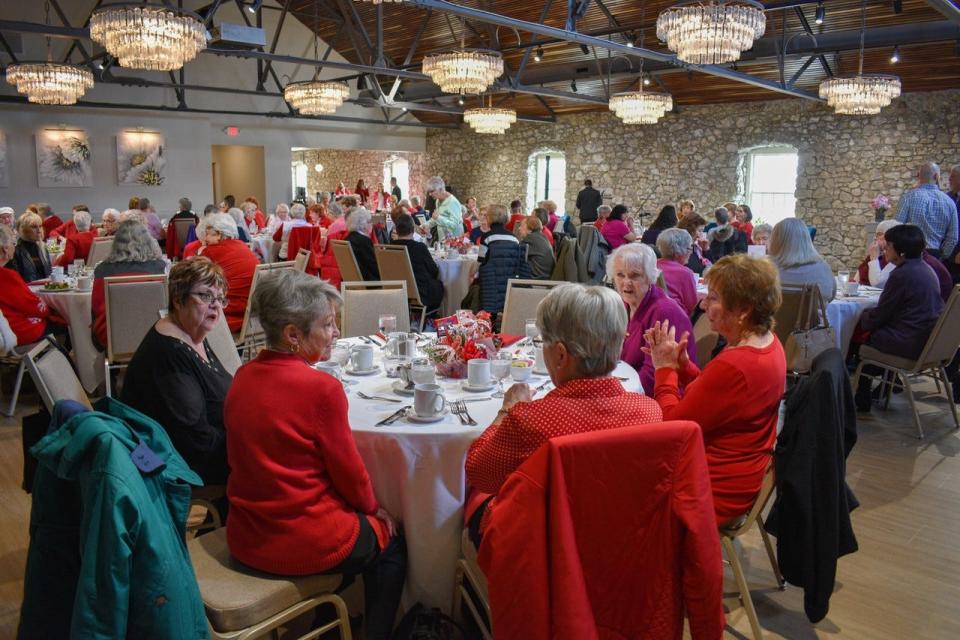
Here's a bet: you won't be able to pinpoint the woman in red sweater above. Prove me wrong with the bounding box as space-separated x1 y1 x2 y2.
644 254 786 525
197 214 258 332
225 271 405 640
0 225 56 344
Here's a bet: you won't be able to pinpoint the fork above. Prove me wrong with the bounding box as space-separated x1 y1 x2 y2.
357 391 403 403
449 403 467 425
451 400 478 426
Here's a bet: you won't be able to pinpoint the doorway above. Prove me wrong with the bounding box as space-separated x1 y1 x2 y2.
211 145 266 209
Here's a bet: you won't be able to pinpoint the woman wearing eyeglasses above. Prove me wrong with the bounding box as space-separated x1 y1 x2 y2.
121 257 232 485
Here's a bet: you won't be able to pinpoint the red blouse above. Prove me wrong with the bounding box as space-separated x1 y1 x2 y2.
199 240 258 332
652 338 786 524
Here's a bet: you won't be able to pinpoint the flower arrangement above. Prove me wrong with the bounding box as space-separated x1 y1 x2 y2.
871 194 891 222
423 310 502 378
444 233 472 254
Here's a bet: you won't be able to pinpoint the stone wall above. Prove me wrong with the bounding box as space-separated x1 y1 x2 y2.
424 91 960 269
292 149 427 203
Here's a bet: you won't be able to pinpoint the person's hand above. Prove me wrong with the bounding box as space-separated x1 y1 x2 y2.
641 320 689 370
431 211 440 220
501 382 532 412
375 507 400 537
868 241 880 261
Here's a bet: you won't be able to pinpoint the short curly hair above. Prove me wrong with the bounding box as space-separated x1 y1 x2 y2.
168 256 228 311
704 254 781 335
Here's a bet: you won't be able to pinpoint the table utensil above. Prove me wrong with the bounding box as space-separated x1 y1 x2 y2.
451 400 478 426
357 391 403 403
375 405 410 426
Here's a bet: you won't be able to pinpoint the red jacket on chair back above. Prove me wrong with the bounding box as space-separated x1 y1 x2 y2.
319 228 348 289
477 421 725 640
287 226 324 276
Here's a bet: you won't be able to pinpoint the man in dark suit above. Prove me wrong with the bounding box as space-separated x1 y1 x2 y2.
390 177 402 203
575 179 603 224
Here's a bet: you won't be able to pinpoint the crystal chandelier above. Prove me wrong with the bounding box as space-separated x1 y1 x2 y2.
422 50 504 94
284 80 351 115
90 4 207 71
656 1 766 65
819 0 900 115
464 107 517 134
609 90 673 125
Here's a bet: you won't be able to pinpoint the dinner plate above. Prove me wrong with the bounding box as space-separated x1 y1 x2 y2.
461 380 496 392
406 408 450 424
345 365 380 376
42 285 76 293
392 380 416 395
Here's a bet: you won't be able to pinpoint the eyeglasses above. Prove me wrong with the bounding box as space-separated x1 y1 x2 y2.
191 291 229 308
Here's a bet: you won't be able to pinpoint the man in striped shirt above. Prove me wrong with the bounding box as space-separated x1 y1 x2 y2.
894 161 958 258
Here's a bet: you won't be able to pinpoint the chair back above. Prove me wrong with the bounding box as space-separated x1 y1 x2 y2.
501 279 566 335
371 213 387 227
374 244 423 307
293 248 311 272
340 280 411 337
720 463 776 538
331 239 363 282
173 219 194 251
86 238 114 267
206 313 242 377
655 272 670 295
773 284 819 346
104 274 168 364
692 312 719 367
236 261 295 342
23 338 92 412
916 284 960 368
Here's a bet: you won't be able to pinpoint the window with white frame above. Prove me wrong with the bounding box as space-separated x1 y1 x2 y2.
740 145 799 227
383 156 410 202
526 149 567 214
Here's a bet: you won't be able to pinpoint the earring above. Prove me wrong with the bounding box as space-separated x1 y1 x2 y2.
290 341 300 353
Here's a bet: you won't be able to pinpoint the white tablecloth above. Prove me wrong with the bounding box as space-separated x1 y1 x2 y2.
250 234 276 263
436 256 479 317
35 287 103 393
342 339 641 611
826 291 881 358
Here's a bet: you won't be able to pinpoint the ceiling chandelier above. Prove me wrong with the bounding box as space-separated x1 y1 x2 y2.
90 3 207 71
463 105 517 134
284 80 351 115
609 90 673 125
656 0 766 65
423 50 504 94
5 2 93 105
819 0 900 115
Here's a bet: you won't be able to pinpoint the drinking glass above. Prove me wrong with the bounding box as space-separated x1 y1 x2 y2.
331 340 355 384
525 319 538 341
491 350 513 398
837 271 850 298
378 314 397 334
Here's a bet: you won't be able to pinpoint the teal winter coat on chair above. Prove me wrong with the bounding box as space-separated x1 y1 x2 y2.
19 397 209 639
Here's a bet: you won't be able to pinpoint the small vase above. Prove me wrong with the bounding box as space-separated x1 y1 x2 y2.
437 361 468 379
874 208 887 223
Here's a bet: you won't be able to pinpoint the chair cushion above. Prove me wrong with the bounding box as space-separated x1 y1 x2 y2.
188 528 342 633
860 345 918 371
460 528 489 598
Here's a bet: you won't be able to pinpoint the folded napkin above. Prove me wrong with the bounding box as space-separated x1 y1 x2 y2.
498 334 523 348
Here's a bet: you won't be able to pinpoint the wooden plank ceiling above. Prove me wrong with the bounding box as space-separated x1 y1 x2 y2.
289 1 960 125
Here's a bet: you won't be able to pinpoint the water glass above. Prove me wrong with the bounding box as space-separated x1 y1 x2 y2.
491 350 512 398
837 271 850 298
378 314 397 334
525 319 539 341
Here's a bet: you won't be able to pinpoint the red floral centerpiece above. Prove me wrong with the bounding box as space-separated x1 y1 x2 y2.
445 234 471 255
423 310 503 378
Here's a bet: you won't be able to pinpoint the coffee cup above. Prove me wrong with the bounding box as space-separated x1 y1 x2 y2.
510 360 533 382
315 360 342 380
414 383 446 417
350 344 375 371
77 275 92 291
467 358 491 387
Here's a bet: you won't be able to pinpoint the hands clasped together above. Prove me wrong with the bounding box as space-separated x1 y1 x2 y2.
641 320 691 371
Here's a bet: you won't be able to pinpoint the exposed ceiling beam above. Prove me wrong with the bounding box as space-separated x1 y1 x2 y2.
925 0 960 25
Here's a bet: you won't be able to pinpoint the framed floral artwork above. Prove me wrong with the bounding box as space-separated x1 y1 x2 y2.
117 130 165 185
36 129 93 187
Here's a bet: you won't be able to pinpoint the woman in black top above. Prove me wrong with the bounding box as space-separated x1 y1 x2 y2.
121 257 231 485
11 212 52 282
391 214 444 309
640 205 678 247
346 207 380 281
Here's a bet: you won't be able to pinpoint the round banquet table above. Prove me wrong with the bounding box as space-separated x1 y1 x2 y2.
826 288 882 359
33 286 103 393
435 255 479 317
341 338 642 611
250 234 276 263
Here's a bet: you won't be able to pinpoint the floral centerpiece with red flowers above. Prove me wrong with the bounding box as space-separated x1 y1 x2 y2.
423 310 502 378
445 233 472 254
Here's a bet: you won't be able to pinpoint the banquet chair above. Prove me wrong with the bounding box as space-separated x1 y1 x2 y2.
693 312 720 367
453 529 493 640
719 464 784 640
293 248 311 272
22 337 92 413
188 528 352 640
373 244 441 331
1 340 44 417
331 240 363 282
187 484 227 537
206 313 243 377
853 284 960 439
288 226 324 275
103 274 169 397
500 279 566 336
340 281 410 337
235 261 296 360
773 284 819 349
173 219 195 255
86 237 114 268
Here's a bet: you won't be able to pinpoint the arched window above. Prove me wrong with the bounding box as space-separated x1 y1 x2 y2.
526 149 566 213
383 155 410 202
738 144 799 226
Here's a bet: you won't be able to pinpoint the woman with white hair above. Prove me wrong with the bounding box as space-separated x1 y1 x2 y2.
56 209 97 267
422 176 463 239
266 203 290 235
0 207 14 228
465 283 663 544
99 208 120 236
767 218 836 302
10 212 51 282
751 223 773 246
857 219 901 287
347 207 380 280
272 202 311 260
656 228 699 315
199 213 259 332
226 207 251 242
608 243 696 393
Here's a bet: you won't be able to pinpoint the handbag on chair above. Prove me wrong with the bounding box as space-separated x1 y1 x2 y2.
784 285 836 373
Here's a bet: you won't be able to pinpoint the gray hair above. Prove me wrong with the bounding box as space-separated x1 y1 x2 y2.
597 205 612 217
227 207 246 229
327 201 344 219
919 161 940 184
179 197 192 211
106 220 163 263
73 209 92 232
606 242 660 285
656 227 693 259
255 270 342 349
347 207 372 233
714 207 729 225
425 176 445 193
410 195 421 207
101 208 119 222
241 202 257 215
768 218 822 269
290 203 306 219
537 284 627 377
319 192 331 204
119 209 145 224
751 223 773 242
0 223 15 248
205 213 239 240
275 203 290 217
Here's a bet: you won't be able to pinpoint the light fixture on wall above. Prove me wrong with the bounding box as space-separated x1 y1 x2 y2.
315 163 324 173
819 0 900 115
464 97 517 135
5 2 93 105
656 1 766 65
90 3 207 71
284 1 350 114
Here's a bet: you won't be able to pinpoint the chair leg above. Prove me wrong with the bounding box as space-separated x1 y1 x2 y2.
756 514 785 590
3 360 26 417
900 374 923 439
104 361 112 398
722 536 764 640
451 563 465 624
939 366 960 430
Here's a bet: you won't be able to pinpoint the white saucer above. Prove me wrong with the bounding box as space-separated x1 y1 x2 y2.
392 380 416 396
345 365 380 376
532 369 549 376
406 408 449 424
461 380 496 392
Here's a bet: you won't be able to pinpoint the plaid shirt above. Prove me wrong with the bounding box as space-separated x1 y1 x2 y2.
894 184 958 255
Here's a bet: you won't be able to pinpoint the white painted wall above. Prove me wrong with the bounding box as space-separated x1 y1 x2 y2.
0 0 427 218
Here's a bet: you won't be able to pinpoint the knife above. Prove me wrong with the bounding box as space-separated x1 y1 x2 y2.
376 405 410 426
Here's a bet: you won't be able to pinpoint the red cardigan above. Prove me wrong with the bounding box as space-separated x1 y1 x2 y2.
41 215 64 239
225 350 387 574
653 338 786 525
57 230 96 267
199 240 258 332
0 268 49 344
478 423 724 640
49 219 78 239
